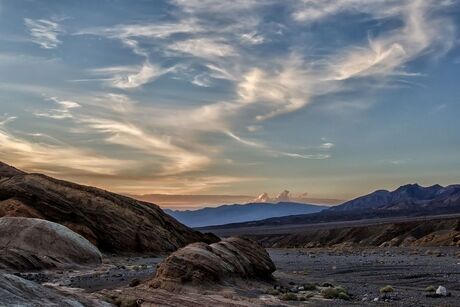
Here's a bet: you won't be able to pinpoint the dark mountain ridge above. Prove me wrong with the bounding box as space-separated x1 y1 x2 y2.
201 183 460 231
165 202 327 227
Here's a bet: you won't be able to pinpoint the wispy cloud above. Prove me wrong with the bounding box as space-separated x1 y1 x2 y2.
110 62 172 89
24 18 63 49
168 38 236 58
226 131 332 160
34 97 80 119
4 0 456 195
0 118 133 175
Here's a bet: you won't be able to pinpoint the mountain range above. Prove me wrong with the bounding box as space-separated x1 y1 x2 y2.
165 202 328 227
202 183 460 230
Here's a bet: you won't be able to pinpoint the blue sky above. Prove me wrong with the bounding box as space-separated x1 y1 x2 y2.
0 0 459 202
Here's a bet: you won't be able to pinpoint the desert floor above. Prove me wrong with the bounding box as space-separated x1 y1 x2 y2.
16 246 460 306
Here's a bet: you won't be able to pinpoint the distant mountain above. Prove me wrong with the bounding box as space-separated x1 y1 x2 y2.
165 202 328 227
201 183 460 230
130 192 343 210
330 183 460 212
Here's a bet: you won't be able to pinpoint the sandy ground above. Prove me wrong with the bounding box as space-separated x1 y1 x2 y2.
11 246 460 306
270 247 460 306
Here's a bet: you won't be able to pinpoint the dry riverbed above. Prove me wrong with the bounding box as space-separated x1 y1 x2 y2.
12 247 460 306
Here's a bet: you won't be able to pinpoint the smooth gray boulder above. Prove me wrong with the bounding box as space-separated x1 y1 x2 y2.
0 217 102 271
0 273 110 307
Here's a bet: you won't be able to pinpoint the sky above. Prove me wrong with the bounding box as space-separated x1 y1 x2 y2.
0 0 459 206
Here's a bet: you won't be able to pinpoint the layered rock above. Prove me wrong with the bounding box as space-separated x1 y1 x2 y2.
0 217 102 271
150 237 275 291
0 162 218 253
254 217 460 248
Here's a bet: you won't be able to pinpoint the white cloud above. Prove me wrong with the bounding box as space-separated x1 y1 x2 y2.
89 62 173 89
316 1 454 81
225 131 264 148
168 38 236 58
241 32 265 45
0 119 132 175
0 115 17 126
34 97 80 119
170 0 265 13
77 117 210 175
279 152 331 160
319 142 335 149
293 0 402 23
24 18 63 49
226 130 331 160
79 21 201 40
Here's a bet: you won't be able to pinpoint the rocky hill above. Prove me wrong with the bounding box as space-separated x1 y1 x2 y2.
0 162 217 254
252 216 460 248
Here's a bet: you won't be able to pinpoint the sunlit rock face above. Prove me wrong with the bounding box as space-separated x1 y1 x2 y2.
0 161 218 254
150 237 276 291
0 217 102 271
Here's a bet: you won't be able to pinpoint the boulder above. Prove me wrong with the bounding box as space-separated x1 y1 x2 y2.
0 162 218 253
0 273 109 307
0 217 102 271
150 237 275 291
436 286 447 296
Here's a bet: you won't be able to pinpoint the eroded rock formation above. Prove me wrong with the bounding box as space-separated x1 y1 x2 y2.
150 237 276 291
0 162 218 254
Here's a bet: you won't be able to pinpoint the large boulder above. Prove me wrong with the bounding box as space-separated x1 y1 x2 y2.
150 237 276 291
0 273 109 307
0 217 102 271
0 162 218 253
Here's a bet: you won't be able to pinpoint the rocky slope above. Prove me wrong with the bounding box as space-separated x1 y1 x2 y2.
0 217 102 271
150 237 276 291
0 162 217 254
329 183 460 212
252 216 460 248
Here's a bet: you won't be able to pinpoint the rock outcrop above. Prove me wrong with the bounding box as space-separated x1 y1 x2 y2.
0 162 218 254
0 217 102 271
0 161 24 178
253 217 460 248
150 237 275 291
0 273 109 307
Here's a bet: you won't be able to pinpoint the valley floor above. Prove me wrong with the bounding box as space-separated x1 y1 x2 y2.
16 246 460 306
270 246 460 306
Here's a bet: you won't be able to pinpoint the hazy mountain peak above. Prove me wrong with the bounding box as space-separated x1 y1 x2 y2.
166 201 327 227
